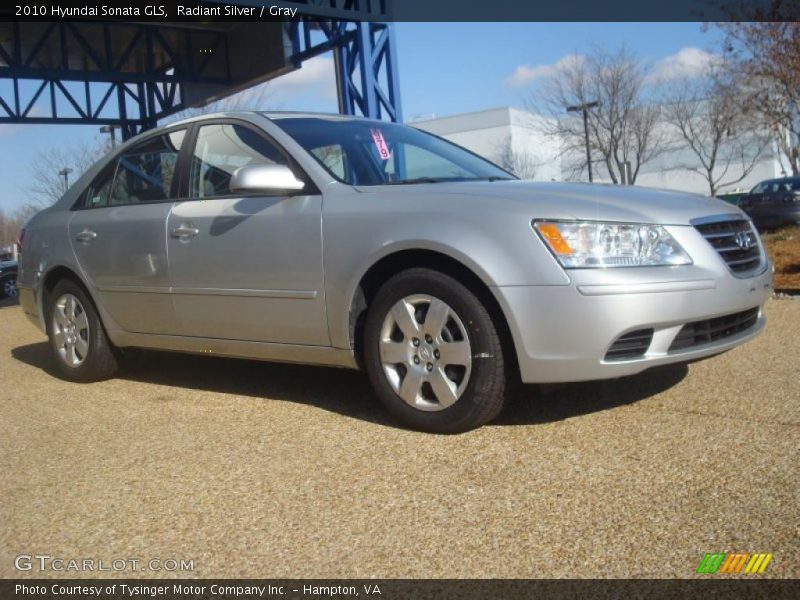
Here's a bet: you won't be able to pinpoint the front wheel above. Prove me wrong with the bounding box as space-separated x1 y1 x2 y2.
46 279 118 382
363 268 506 433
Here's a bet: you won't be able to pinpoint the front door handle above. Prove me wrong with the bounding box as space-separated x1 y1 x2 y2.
75 229 97 244
171 225 200 239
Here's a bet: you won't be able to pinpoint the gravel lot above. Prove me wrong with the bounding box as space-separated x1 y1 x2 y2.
1 298 798 579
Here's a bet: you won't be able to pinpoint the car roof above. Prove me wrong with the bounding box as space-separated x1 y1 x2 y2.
262 111 367 121
763 176 800 184
153 111 386 142
166 110 367 129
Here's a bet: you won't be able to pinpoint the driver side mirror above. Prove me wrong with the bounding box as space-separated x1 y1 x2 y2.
230 164 305 194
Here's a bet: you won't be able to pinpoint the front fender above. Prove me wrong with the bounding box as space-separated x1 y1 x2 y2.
322 194 571 349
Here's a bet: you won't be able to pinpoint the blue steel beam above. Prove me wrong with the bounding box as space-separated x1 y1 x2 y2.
0 21 230 136
288 19 402 122
0 78 184 132
0 2 402 136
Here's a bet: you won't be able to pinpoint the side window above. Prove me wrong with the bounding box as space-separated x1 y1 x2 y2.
109 130 185 205
82 166 117 208
311 144 347 180
189 123 287 198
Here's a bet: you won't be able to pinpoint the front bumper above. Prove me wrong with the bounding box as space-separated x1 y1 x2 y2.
745 205 800 229
494 225 774 383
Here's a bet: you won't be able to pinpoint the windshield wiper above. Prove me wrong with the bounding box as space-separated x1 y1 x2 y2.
384 177 455 185
384 176 514 185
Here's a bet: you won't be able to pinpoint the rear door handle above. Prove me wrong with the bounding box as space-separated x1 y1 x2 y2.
75 229 97 244
171 225 199 239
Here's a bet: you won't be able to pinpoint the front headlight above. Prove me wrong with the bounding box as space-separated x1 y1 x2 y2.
533 220 692 268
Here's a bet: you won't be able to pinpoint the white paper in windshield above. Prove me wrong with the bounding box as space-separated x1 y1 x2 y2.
370 128 391 160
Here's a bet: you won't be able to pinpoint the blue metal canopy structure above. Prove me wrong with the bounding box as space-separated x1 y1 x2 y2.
0 1 402 139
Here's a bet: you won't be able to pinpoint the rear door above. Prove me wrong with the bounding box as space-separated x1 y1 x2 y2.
68 129 186 333
165 120 328 345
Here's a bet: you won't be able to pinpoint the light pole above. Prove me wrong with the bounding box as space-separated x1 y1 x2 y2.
567 100 599 182
58 167 73 191
100 125 118 149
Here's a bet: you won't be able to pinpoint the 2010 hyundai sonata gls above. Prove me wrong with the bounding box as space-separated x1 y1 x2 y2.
17 112 773 432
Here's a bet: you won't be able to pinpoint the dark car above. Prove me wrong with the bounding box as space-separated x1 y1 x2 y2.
0 260 18 299
739 176 800 230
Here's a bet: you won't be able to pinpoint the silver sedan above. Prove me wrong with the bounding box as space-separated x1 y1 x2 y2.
17 112 773 432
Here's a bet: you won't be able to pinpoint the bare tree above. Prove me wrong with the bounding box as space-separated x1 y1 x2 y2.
0 208 19 248
712 6 800 174
493 136 542 179
527 45 664 184
23 138 108 212
0 206 29 253
662 73 771 196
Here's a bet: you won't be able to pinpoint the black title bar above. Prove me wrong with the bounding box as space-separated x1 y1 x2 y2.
1 0 799 22
3 579 800 600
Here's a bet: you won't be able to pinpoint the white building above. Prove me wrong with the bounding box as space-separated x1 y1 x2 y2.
411 106 785 196
412 107 562 183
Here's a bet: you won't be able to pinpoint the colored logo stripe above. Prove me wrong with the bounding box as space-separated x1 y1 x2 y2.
697 553 773 574
745 553 773 574
697 553 726 574
719 553 749 573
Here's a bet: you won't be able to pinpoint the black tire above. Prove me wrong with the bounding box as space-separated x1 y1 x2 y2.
363 268 506 433
46 279 118 382
0 274 16 299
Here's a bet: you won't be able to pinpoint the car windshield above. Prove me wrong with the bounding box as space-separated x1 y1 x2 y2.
269 116 514 186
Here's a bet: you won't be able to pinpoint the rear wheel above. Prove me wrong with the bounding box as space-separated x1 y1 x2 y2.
1 274 16 299
46 279 118 382
364 268 506 433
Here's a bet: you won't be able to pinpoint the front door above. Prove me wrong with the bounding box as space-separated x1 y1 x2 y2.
69 129 186 334
166 121 328 346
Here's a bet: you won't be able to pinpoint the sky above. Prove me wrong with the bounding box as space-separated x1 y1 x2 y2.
0 22 724 212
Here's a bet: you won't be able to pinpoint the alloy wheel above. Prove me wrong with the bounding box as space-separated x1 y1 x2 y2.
379 294 472 411
52 293 90 367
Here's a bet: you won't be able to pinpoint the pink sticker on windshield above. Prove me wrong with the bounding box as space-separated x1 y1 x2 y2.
370 128 391 160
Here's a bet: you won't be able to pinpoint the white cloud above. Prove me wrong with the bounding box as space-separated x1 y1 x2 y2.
268 55 337 101
0 124 22 137
206 56 337 112
504 54 585 88
0 106 43 136
647 47 722 83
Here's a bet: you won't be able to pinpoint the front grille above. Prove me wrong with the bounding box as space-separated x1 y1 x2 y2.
694 219 762 275
669 308 759 352
605 328 654 361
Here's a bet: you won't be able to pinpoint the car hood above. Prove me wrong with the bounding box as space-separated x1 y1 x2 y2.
354 180 744 225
